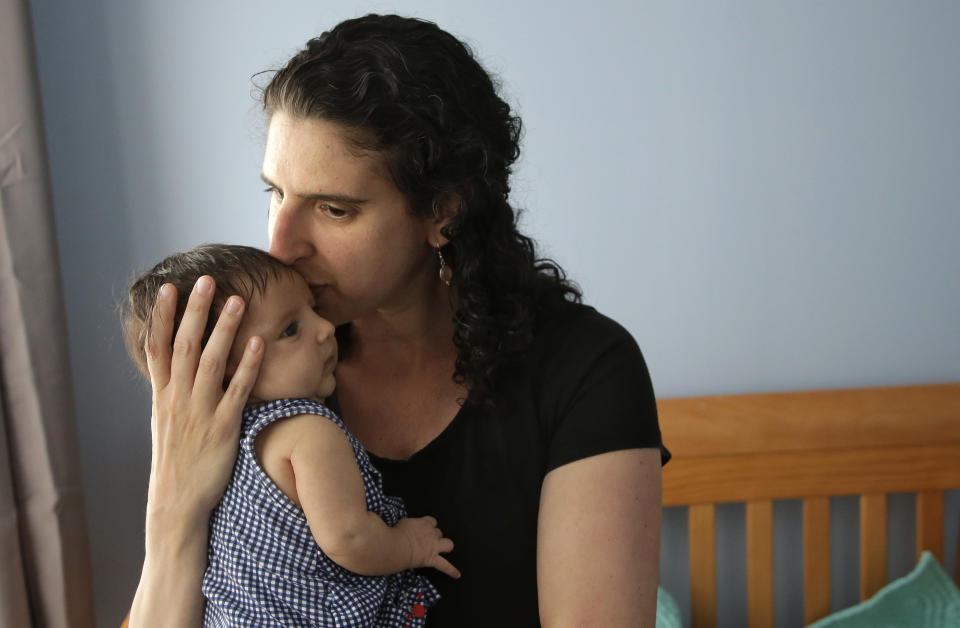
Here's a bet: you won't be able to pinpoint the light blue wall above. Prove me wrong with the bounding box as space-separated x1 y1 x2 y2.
29 1 960 625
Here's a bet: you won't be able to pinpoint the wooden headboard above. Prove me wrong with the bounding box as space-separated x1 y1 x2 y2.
658 382 960 628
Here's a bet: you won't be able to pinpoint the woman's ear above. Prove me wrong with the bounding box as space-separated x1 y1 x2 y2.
428 190 461 247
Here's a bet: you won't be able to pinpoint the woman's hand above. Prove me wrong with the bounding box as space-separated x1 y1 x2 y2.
129 276 263 628
144 276 264 530
396 516 461 579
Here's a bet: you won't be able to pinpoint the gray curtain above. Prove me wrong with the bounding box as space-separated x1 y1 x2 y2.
0 0 96 625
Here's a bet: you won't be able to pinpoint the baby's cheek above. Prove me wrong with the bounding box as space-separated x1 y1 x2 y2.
254 358 312 401
251 359 281 398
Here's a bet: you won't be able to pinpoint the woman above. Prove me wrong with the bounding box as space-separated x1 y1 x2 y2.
129 14 667 627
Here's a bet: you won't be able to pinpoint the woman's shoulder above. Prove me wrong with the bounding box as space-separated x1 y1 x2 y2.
523 297 668 468
501 296 654 402
533 296 643 358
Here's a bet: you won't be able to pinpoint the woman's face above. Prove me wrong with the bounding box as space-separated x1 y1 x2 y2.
263 111 438 326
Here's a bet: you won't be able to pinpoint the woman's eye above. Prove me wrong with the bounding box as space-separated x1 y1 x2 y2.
320 203 349 219
264 186 283 201
280 321 298 338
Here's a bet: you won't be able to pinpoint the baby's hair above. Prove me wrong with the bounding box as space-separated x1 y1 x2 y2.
122 243 295 379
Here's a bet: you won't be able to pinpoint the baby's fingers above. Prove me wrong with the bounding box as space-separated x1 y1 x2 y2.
145 283 177 390
430 554 461 579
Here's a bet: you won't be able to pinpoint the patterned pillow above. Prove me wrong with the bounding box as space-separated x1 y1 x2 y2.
806 552 960 628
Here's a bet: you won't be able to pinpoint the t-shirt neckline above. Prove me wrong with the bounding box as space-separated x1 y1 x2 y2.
325 389 470 466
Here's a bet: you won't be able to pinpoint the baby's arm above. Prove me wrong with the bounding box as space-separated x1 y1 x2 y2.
260 414 460 579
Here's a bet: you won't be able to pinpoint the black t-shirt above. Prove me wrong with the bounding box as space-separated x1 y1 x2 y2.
334 300 668 627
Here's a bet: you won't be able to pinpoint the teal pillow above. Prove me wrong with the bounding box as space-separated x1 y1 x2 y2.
656 585 683 628
806 551 960 628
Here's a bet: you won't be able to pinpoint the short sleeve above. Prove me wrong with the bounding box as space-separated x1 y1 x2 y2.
541 309 669 473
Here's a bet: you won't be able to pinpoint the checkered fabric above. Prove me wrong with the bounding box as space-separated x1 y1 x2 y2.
202 398 440 627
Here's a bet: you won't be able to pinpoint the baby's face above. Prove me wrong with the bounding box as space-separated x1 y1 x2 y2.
229 270 338 404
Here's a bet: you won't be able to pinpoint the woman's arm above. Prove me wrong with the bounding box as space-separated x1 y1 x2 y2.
127 278 264 628
537 448 662 627
129 516 209 627
285 416 460 579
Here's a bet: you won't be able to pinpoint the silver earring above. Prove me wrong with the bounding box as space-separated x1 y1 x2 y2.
436 245 453 286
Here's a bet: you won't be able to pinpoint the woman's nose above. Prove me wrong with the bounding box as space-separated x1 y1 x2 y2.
268 203 313 264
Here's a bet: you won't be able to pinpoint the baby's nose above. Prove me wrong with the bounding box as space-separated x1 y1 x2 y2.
315 319 335 343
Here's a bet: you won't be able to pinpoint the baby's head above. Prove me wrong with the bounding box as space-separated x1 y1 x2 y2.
123 243 337 403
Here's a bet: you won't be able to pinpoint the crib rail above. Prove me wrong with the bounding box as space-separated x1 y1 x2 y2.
658 383 960 628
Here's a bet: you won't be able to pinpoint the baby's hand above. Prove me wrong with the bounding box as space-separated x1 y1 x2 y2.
397 516 461 579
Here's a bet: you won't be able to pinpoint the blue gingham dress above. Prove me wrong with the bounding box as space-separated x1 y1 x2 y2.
202 398 440 627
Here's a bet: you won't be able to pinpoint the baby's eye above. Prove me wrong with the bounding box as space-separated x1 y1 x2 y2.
280 321 298 338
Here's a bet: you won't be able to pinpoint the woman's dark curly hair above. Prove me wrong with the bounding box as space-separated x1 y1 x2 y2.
261 14 580 406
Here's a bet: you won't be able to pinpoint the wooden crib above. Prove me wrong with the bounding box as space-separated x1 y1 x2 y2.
658 382 960 627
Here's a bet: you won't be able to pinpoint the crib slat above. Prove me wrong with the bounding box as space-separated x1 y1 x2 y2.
689 504 717 628
803 497 831 624
859 493 887 600
916 491 944 563
746 500 774 628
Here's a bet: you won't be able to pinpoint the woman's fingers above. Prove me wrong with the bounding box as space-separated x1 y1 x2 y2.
140 278 261 539
219 336 264 419
192 295 247 407
169 276 216 390
145 283 177 391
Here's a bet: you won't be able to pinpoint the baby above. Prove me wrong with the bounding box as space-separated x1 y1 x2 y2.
123 243 458 627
